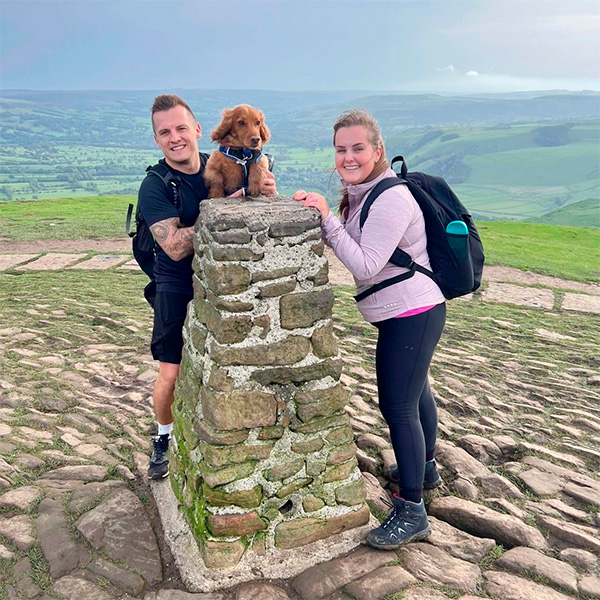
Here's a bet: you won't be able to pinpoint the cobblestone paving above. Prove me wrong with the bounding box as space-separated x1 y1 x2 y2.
0 254 599 599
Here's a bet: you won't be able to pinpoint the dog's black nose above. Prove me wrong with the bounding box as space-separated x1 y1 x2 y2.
250 137 260 146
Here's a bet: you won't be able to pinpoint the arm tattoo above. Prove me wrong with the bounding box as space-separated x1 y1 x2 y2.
150 217 195 261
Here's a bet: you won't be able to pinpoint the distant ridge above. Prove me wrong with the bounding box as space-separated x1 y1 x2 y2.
529 197 600 228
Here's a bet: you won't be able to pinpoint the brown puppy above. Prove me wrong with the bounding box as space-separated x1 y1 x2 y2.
204 104 271 198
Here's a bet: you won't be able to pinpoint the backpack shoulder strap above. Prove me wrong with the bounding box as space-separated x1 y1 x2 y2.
359 177 407 230
145 160 181 209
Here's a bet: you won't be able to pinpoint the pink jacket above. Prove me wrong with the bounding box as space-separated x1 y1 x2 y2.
321 167 445 323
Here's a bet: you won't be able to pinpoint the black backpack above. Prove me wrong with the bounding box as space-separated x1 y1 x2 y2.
126 160 183 307
354 155 484 302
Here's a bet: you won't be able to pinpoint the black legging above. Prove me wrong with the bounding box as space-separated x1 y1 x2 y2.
374 303 446 503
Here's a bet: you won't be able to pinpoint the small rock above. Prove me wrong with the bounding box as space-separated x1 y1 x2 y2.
400 542 480 591
0 514 35 550
292 546 391 600
428 516 496 562
0 485 42 510
496 547 578 594
42 465 108 481
76 488 162 585
558 547 598 572
53 575 114 600
429 496 548 550
579 575 600 599
484 571 572 600
343 565 417 600
87 557 145 597
535 513 600 552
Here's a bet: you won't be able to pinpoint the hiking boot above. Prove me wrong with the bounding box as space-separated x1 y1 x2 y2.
148 434 170 480
366 495 431 550
389 459 442 489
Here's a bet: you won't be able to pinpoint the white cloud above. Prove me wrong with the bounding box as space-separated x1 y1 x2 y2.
436 65 455 73
465 71 479 77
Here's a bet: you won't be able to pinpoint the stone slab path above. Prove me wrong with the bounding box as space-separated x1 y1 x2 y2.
1 249 599 314
0 246 599 599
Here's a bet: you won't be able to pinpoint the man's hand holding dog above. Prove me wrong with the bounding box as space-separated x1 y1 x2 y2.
228 170 277 198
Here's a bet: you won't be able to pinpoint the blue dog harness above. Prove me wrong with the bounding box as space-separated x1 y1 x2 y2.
218 146 264 195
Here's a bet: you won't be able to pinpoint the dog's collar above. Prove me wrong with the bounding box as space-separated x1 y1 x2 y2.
218 146 263 165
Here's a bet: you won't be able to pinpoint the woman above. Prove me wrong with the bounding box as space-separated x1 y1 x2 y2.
293 109 446 550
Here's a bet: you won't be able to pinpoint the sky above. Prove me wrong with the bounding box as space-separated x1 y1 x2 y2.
1 0 599 93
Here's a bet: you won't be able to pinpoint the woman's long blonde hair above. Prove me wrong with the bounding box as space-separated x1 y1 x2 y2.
333 109 389 218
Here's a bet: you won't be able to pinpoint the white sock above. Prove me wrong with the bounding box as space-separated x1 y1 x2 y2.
157 422 173 437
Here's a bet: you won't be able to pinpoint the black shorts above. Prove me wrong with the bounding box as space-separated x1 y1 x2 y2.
150 292 193 364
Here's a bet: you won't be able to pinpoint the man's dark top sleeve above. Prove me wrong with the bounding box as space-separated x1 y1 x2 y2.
136 159 209 295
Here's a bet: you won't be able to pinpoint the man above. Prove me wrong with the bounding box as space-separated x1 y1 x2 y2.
138 95 275 479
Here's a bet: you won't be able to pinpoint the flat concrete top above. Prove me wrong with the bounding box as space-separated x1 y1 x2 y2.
200 195 320 232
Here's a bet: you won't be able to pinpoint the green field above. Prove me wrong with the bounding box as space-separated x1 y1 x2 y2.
2 195 598 282
387 122 600 223
2 91 598 226
478 221 599 281
532 197 600 227
0 195 133 240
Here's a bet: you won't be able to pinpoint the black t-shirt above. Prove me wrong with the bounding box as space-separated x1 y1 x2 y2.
137 154 209 294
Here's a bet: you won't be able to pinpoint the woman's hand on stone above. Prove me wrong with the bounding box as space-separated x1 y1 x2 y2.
293 190 330 219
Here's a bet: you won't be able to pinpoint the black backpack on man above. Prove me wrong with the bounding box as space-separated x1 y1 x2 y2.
125 159 183 307
355 155 485 303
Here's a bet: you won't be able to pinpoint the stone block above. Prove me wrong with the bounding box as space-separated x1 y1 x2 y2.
311 322 338 357
205 263 251 295
201 388 277 431
194 297 253 344
211 247 264 261
291 438 324 454
212 336 310 366
264 458 305 482
252 266 300 283
308 264 329 286
296 385 348 422
269 219 320 237
326 426 354 445
335 479 367 506
280 289 334 329
211 230 252 244
251 357 343 386
323 459 358 483
277 478 313 498
253 314 271 338
327 442 359 466
275 503 370 549
202 484 263 508
200 461 258 488
257 425 284 440
311 241 325 256
207 511 266 537
200 539 246 569
303 497 325 512
194 419 249 446
258 279 297 298
200 442 274 469
206 289 253 312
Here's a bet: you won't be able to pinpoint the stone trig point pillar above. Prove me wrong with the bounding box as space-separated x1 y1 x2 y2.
168 195 371 589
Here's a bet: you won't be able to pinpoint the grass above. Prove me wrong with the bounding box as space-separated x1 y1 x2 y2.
0 195 134 241
478 221 600 281
2 195 599 282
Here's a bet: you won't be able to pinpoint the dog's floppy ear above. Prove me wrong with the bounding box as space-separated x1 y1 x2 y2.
211 108 234 143
259 111 271 144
